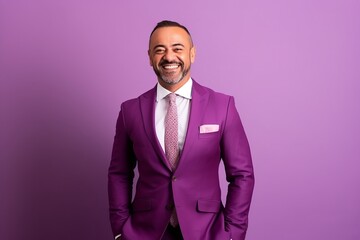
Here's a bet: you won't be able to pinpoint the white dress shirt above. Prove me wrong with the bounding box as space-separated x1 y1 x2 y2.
155 78 192 154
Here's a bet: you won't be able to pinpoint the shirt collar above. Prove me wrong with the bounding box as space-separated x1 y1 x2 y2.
156 78 193 102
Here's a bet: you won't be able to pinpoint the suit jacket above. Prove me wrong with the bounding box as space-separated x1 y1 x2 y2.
108 80 254 240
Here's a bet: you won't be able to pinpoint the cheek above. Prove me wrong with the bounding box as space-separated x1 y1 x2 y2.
156 55 165 63
178 55 189 64
150 57 160 66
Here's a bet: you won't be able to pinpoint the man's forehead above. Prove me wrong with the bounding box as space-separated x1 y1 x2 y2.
149 27 191 46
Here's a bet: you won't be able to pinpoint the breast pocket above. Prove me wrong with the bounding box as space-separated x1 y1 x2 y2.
198 124 221 139
198 131 221 139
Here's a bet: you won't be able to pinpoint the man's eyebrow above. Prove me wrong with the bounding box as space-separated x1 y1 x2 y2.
153 44 166 50
153 43 185 50
172 43 185 48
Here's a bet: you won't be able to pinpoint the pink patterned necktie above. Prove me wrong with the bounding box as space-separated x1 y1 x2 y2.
164 92 179 226
165 93 179 171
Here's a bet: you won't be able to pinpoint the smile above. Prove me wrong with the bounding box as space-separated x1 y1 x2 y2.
162 64 180 70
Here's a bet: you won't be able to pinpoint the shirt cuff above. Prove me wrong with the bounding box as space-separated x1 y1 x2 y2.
115 234 121 239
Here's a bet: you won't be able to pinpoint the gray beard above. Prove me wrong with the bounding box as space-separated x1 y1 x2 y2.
154 66 190 85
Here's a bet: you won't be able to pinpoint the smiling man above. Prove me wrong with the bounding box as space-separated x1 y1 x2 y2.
149 23 194 90
108 20 254 240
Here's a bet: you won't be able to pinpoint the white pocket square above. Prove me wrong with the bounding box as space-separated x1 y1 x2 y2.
199 124 219 133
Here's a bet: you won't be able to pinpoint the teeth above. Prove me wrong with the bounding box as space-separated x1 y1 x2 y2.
163 65 179 69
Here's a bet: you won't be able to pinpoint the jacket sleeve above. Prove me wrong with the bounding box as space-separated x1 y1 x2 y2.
108 104 136 237
221 96 255 240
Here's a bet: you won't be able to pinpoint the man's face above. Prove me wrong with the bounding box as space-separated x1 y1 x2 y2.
148 26 195 88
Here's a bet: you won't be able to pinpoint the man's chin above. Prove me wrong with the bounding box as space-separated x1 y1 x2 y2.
159 79 181 86
159 75 184 85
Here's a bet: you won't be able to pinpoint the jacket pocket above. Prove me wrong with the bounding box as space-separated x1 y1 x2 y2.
132 198 153 212
196 199 221 213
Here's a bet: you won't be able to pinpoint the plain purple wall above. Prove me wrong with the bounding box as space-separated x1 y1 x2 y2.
1 0 359 239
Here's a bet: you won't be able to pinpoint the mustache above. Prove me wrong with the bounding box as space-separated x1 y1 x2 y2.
159 59 183 66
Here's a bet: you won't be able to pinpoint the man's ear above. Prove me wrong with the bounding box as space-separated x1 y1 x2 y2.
190 46 196 63
148 50 153 66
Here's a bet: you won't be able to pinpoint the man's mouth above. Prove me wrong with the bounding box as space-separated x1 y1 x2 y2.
161 63 181 70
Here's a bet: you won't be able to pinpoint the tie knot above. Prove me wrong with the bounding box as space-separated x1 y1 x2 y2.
167 93 177 103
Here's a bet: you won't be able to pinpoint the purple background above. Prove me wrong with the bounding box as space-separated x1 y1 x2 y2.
1 0 359 239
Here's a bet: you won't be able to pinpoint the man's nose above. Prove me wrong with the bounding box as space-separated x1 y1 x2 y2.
163 50 176 62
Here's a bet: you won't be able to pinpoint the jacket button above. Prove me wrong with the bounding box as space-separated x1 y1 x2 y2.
172 176 177 181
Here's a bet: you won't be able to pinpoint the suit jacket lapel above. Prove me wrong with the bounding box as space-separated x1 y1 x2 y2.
177 80 209 171
139 86 171 171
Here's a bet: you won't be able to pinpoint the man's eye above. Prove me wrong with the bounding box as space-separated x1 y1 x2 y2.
155 49 165 54
174 48 183 52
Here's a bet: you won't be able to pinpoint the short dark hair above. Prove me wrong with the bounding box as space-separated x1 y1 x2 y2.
150 20 191 37
149 20 193 46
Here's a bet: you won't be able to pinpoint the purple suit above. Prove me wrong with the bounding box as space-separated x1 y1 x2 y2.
108 80 254 240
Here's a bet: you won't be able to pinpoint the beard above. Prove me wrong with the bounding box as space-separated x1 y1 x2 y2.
153 59 190 85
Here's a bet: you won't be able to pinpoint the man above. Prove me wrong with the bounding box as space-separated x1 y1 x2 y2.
108 20 254 240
